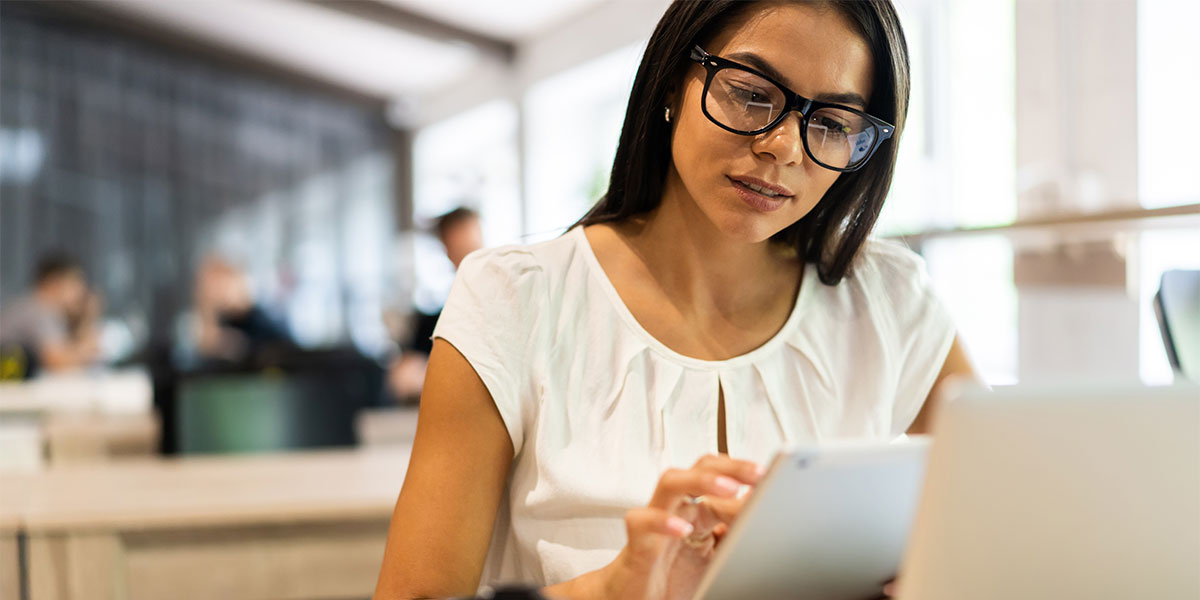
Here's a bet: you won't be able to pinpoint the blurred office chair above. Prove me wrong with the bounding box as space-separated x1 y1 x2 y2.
1154 270 1200 383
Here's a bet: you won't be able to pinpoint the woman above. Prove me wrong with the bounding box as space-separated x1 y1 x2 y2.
375 1 976 598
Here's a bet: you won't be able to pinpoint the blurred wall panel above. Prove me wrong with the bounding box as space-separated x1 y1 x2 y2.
1016 0 1138 216
1013 0 1141 383
0 3 394 353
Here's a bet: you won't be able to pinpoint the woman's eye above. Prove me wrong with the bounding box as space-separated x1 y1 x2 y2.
816 117 851 137
730 86 771 106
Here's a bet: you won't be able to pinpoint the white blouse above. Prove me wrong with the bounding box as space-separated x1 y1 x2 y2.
432 226 955 587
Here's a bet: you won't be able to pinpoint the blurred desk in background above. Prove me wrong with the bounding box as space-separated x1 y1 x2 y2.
355 406 419 447
0 372 158 468
0 371 153 415
41 413 158 464
0 511 21 600
1 445 410 600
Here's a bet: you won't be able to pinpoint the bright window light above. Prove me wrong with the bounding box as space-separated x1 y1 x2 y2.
523 42 643 242
881 0 1015 235
1138 0 1200 208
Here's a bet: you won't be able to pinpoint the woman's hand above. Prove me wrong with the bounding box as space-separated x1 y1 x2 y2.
549 454 764 600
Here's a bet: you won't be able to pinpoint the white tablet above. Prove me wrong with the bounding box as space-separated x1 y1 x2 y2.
693 437 931 600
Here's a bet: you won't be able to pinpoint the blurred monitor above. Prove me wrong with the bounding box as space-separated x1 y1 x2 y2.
174 350 383 455
1154 270 1200 383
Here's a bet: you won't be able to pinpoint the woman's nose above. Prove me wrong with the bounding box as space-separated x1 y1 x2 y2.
751 112 806 166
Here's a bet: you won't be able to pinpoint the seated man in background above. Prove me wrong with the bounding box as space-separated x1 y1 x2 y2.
192 256 293 366
387 207 483 402
0 252 99 374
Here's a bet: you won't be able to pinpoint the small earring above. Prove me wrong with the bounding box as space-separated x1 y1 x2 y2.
663 106 671 123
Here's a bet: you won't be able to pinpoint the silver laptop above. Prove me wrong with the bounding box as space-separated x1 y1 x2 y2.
897 383 1200 600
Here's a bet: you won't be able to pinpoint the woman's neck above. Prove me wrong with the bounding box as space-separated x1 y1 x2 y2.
616 174 798 320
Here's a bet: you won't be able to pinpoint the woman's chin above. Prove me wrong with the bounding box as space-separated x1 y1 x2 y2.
712 217 785 245
704 196 812 245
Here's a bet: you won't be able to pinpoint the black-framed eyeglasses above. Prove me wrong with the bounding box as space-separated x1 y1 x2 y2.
688 45 895 173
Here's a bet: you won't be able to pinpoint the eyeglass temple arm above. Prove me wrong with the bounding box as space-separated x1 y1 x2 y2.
689 46 708 62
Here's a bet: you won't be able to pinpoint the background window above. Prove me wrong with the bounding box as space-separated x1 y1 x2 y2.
523 42 643 242
1137 0 1200 209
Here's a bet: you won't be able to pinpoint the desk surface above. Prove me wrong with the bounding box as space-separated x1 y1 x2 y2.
0 371 152 416
0 446 410 533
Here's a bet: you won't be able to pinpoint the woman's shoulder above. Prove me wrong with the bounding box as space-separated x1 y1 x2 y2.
852 238 932 283
835 238 947 330
805 238 936 318
453 229 587 297
819 238 935 306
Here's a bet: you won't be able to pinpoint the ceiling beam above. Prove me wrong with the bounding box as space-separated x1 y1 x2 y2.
303 0 516 64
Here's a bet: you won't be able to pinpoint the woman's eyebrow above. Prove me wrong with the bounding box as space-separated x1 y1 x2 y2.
726 51 868 109
815 91 868 108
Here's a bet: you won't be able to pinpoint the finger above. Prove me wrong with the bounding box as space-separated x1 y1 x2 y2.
624 506 694 540
711 522 731 547
693 495 745 524
648 468 744 508
712 522 729 538
692 454 767 485
623 507 693 567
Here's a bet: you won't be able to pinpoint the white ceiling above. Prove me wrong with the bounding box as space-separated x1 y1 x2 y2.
374 0 607 41
91 0 608 102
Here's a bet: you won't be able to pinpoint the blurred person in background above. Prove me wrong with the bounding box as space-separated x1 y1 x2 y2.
436 207 485 272
191 256 293 366
376 1 977 598
387 207 483 401
0 252 100 374
68 289 104 345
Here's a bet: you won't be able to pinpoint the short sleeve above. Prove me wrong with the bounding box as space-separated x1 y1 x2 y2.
860 241 957 434
432 247 545 455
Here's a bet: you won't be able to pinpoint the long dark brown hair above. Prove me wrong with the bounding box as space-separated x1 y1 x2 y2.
574 0 910 286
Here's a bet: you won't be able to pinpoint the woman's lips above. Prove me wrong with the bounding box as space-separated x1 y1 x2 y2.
729 177 790 212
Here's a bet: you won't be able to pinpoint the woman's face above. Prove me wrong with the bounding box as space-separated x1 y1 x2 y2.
667 2 875 243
